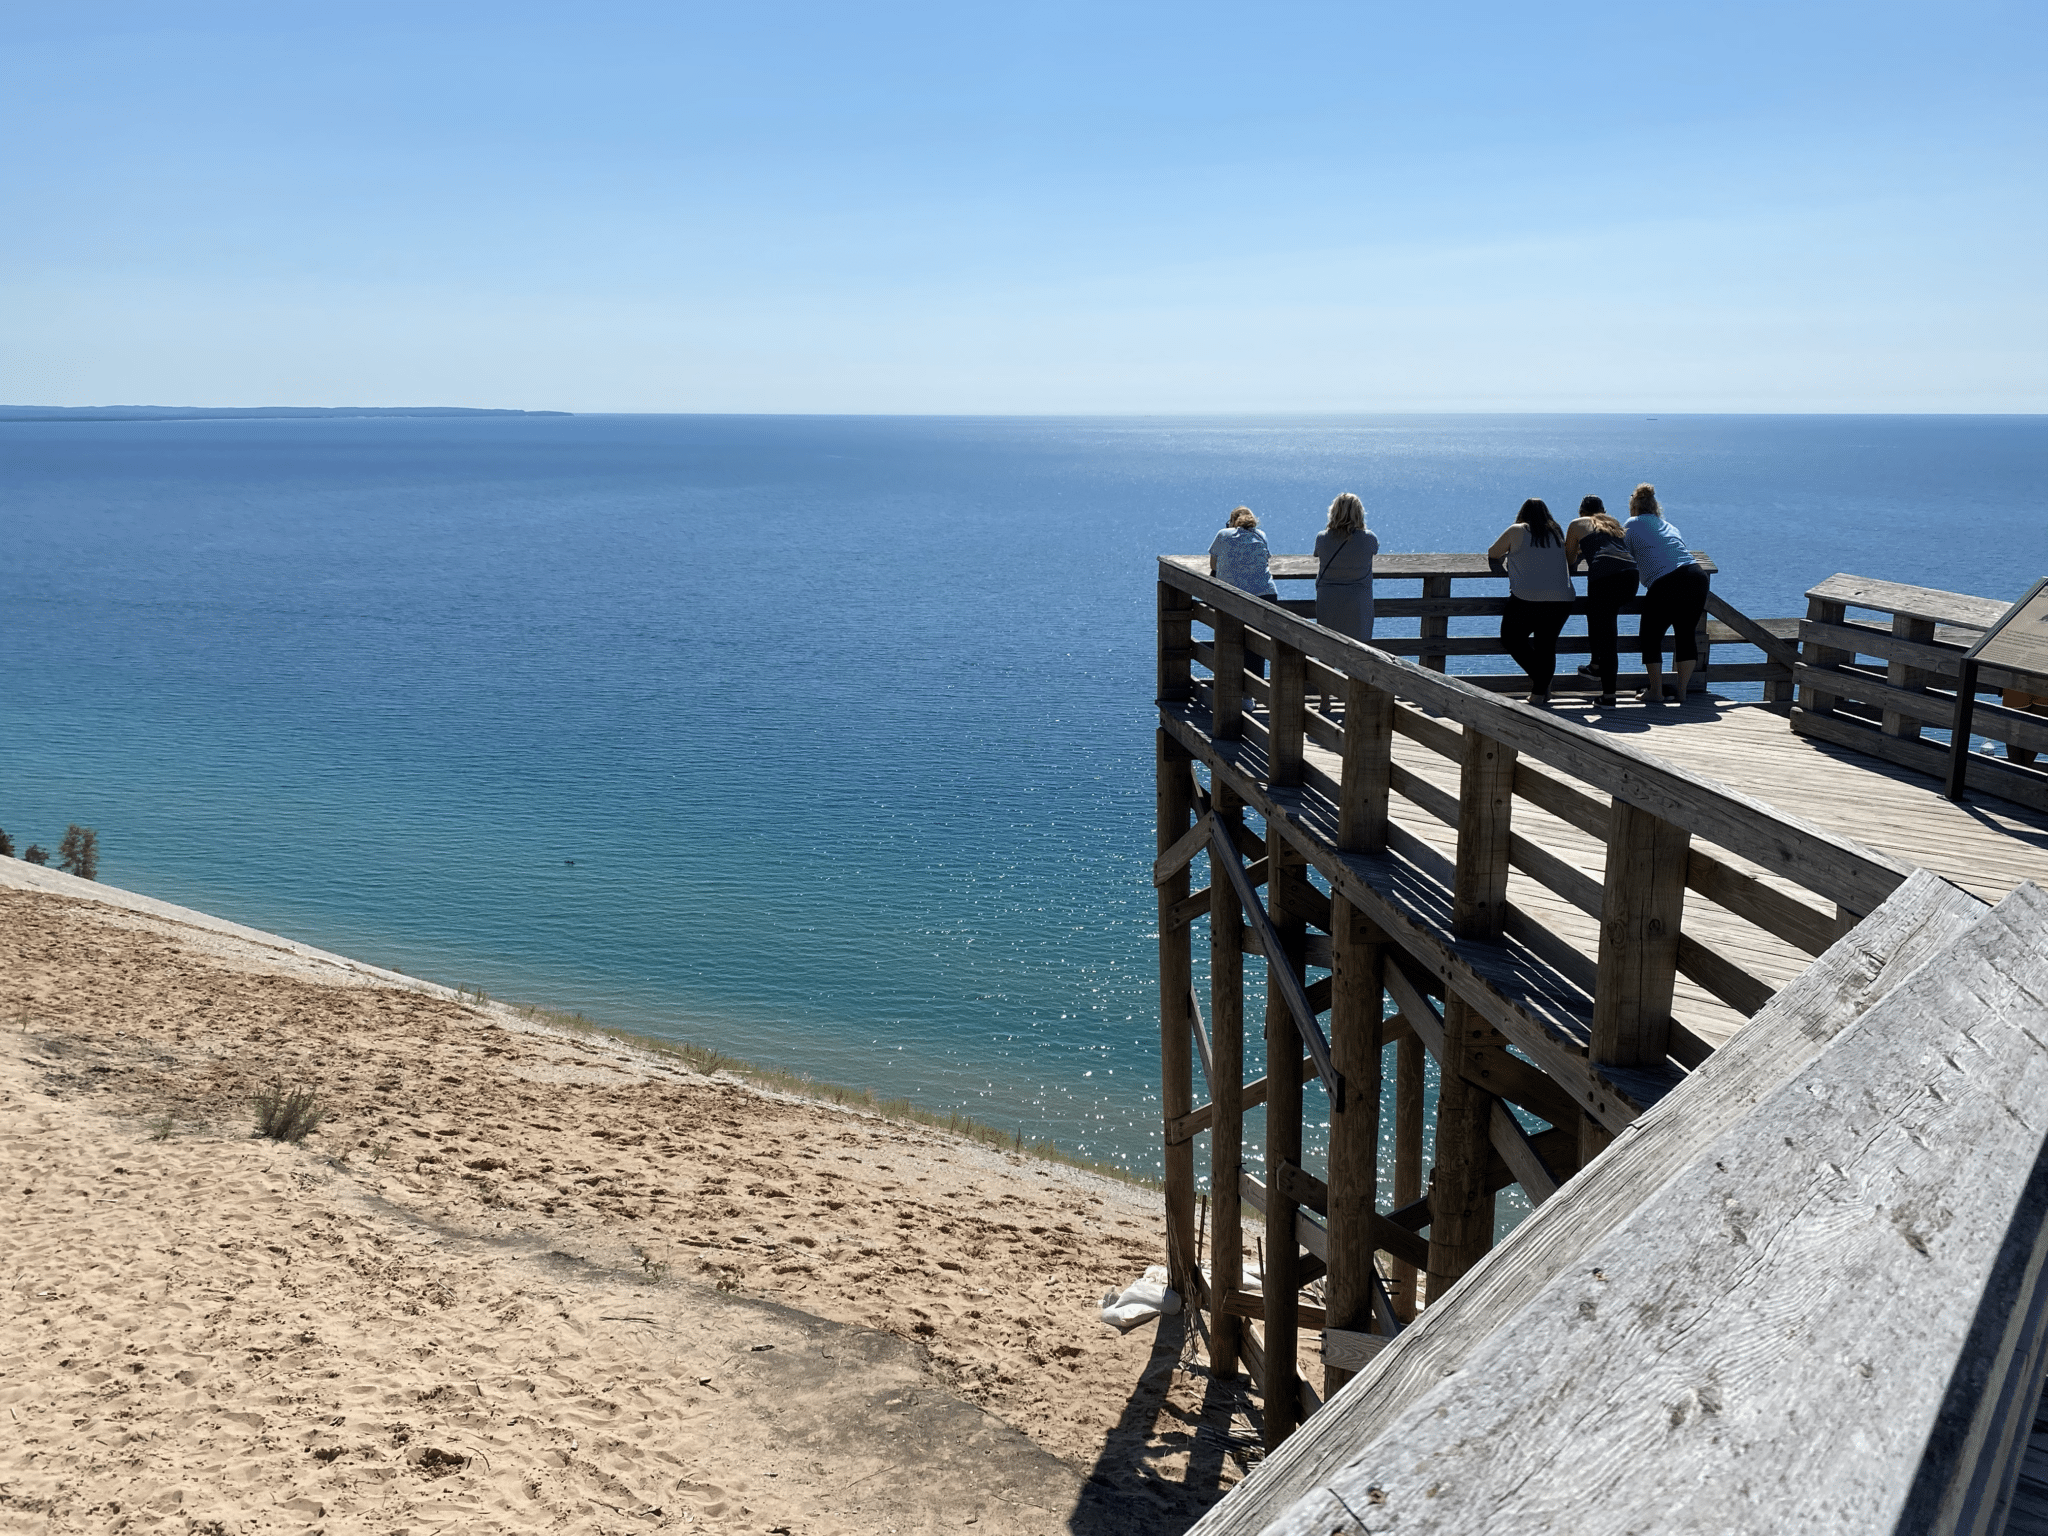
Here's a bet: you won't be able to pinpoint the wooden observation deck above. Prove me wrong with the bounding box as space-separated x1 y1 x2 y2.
1152 553 2048 1532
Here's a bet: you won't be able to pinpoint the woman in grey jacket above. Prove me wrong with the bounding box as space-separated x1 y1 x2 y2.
1314 493 1379 641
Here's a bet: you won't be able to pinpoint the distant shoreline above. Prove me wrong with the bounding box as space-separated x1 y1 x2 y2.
0 405 571 422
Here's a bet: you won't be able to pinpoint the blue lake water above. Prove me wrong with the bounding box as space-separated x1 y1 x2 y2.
4 413 2044 1181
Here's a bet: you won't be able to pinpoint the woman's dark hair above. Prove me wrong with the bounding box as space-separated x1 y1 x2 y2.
1516 498 1563 547
1579 495 1605 517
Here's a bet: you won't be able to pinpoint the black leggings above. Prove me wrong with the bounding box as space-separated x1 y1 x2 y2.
1639 563 1709 669
1584 571 1638 691
1501 597 1572 693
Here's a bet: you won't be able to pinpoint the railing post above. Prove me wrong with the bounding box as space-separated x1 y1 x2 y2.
1391 1033 1425 1319
1324 895 1385 1395
1799 595 1850 716
1338 678 1393 854
1691 568 1712 694
1884 614 1937 740
1156 729 1198 1296
1262 832 1309 1443
1454 729 1516 940
1207 783 1247 1381
1420 575 1453 673
1213 612 1247 740
1158 581 1194 705
1268 639 1306 788
1428 726 1516 1298
1591 800 1692 1067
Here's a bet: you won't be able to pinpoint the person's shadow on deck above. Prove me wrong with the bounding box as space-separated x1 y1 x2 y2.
1067 1308 1260 1536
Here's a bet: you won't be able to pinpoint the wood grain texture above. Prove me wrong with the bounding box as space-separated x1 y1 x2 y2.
1590 800 1691 1067
1325 896 1384 1394
1157 730 1199 1291
1207 779 1248 1381
1183 867 1985 1536
1266 879 2048 1536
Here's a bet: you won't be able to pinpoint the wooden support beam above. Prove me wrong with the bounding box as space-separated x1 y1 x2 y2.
1208 817 1342 1110
1152 810 1215 887
1166 1054 1315 1144
1391 1032 1425 1319
1592 800 1692 1069
1262 829 1308 1445
1338 678 1394 854
1798 595 1850 715
1189 985 1215 1094
1427 997 1496 1298
1219 1287 1327 1333
1206 780 1247 1381
1321 1328 1390 1374
1488 1101 1561 1205
1157 731 1199 1294
1324 893 1385 1395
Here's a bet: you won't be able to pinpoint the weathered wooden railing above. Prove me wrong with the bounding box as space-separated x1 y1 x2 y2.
1264 551 1800 700
1154 552 1916 1447
1191 873 2048 1536
1793 572 2048 813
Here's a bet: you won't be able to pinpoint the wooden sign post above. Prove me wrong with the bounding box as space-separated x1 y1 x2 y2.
1947 575 2048 800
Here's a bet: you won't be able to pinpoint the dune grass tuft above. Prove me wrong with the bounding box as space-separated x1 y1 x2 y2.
252 1082 328 1143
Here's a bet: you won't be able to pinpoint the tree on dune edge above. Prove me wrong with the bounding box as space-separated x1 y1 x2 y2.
57 825 99 881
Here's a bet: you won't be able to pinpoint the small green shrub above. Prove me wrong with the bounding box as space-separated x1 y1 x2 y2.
253 1082 328 1143
0 828 13 857
23 845 48 866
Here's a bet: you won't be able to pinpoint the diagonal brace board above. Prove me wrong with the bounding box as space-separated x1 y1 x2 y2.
1209 815 1344 1111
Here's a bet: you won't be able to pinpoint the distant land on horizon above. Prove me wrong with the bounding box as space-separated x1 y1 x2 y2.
0 405 572 422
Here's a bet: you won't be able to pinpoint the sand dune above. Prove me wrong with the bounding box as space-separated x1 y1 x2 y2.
0 866 1260 1534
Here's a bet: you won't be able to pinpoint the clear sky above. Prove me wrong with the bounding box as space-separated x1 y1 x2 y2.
6 2 2043 413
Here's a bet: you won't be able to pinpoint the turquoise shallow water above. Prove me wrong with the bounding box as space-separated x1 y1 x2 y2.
4 413 2044 1178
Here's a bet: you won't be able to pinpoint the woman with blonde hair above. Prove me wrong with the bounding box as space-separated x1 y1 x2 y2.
1564 495 1638 707
1622 483 1708 704
1314 492 1379 641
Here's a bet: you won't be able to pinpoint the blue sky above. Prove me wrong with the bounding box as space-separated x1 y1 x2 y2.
6 2 2042 412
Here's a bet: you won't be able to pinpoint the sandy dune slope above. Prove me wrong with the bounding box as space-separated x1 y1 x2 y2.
0 868 1260 1534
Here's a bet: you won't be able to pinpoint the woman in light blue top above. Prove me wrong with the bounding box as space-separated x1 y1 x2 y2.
1208 506 1279 598
1623 483 1709 704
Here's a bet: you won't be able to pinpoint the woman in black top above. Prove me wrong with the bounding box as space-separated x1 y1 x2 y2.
1564 496 1639 708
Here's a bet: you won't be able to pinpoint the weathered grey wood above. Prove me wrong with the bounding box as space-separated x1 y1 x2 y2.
1325 895 1385 1394
1269 641 1308 789
1704 587 1803 669
1453 730 1516 940
1167 1054 1315 1143
1382 957 1582 1131
1884 614 1938 740
1158 730 1199 1292
1258 880 2048 1536
1794 663 2048 755
1181 867 1985 1536
1210 815 1342 1109
1391 1033 1424 1321
1805 570 2011 630
1169 884 1214 929
1800 594 1852 716
1793 705 2048 815
1487 1100 1561 1204
1263 830 1309 1443
1686 846 1840 958
1212 610 1247 741
1162 560 1914 914
1240 1170 1330 1268
1591 800 1691 1068
1152 810 1216 887
1207 779 1247 1380
1674 931 1776 1017
1320 1329 1390 1374
1426 996 1495 1295
1189 984 1215 1093
1339 679 1394 854
1418 574 1453 673
1160 579 1196 703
